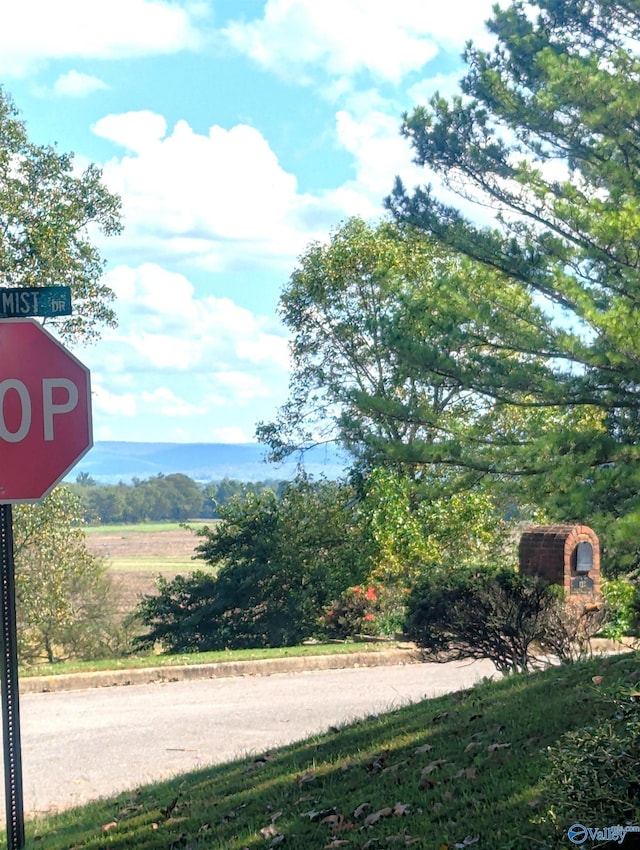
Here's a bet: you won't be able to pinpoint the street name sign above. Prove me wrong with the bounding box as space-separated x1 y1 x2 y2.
0 286 72 319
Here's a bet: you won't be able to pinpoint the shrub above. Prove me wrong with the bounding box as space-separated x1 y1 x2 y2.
600 577 639 640
361 467 516 587
404 568 603 675
320 584 407 639
135 477 373 651
133 572 220 653
541 690 640 836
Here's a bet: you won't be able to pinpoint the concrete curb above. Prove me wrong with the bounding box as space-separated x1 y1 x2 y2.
18 638 635 695
19 648 422 694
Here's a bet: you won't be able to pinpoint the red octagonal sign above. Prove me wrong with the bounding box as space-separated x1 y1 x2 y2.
0 319 92 503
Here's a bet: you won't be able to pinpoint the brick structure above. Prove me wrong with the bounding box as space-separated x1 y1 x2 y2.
518 524 600 601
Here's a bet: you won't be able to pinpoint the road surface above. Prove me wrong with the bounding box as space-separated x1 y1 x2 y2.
5 659 497 820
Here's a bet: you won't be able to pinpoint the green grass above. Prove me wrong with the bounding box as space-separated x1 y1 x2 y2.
107 556 198 571
85 522 211 534
20 653 639 849
19 641 403 678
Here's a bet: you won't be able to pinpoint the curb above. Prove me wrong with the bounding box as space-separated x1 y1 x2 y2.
18 639 635 695
19 648 421 694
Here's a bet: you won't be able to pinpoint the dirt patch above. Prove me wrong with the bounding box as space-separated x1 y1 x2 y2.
86 527 201 560
110 570 187 616
87 527 206 619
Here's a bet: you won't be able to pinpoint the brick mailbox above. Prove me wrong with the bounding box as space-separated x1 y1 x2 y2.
519 524 601 601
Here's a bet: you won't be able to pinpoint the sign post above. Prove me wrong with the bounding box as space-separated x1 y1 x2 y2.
0 304 91 850
0 507 24 849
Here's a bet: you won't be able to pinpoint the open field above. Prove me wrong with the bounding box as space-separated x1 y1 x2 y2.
85 523 211 614
85 522 210 568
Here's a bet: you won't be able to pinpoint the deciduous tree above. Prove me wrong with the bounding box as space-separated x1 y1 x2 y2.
0 87 121 341
13 487 117 663
258 216 553 489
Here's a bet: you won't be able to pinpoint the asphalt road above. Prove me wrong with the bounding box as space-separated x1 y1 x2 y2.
5 659 497 820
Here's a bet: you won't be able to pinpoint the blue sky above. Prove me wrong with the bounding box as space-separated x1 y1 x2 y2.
1 0 501 444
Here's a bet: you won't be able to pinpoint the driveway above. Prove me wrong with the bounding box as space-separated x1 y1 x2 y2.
6 659 497 820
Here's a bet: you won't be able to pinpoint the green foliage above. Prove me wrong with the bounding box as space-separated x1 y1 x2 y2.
72 473 206 523
132 571 220 653
361 467 514 587
13 487 119 663
203 477 287 517
600 577 639 640
135 478 372 651
386 0 640 570
542 690 640 837
404 568 600 674
0 87 122 341
258 217 498 482
320 583 407 639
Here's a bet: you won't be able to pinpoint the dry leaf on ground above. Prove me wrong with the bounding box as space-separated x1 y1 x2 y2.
354 802 372 818
364 806 393 826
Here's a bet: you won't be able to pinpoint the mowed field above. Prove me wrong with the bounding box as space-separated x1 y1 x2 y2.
85 522 211 615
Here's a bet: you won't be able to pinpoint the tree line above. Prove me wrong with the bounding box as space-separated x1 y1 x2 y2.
69 474 288 524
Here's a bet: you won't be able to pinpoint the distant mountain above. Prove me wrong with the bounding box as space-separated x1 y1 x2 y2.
69 441 351 484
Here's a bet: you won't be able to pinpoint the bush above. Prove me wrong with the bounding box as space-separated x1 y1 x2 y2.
135 477 373 651
14 487 121 663
600 577 639 640
320 584 407 639
133 572 220 653
541 690 640 837
404 568 603 675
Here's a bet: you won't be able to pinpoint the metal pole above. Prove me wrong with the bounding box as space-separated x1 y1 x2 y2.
0 504 25 850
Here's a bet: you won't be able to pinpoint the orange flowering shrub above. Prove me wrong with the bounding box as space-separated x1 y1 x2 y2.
320 584 406 639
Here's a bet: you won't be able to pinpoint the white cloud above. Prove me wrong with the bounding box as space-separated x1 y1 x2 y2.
407 71 468 107
210 372 272 404
53 70 110 98
81 263 293 443
95 264 290 376
208 425 254 444
224 0 500 85
141 387 207 417
334 110 416 196
0 0 205 77
91 383 137 418
93 111 168 153
93 109 430 272
95 113 325 269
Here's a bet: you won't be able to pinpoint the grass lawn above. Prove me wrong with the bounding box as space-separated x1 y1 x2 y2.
21 652 639 849
19 641 405 678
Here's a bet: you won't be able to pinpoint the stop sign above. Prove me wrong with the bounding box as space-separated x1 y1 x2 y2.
0 319 92 503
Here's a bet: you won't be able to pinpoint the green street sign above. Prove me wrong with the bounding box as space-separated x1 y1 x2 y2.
0 287 72 318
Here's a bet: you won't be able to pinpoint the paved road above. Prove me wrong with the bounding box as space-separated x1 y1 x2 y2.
6 660 497 820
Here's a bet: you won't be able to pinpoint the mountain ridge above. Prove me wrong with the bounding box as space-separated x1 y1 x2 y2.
70 440 349 484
